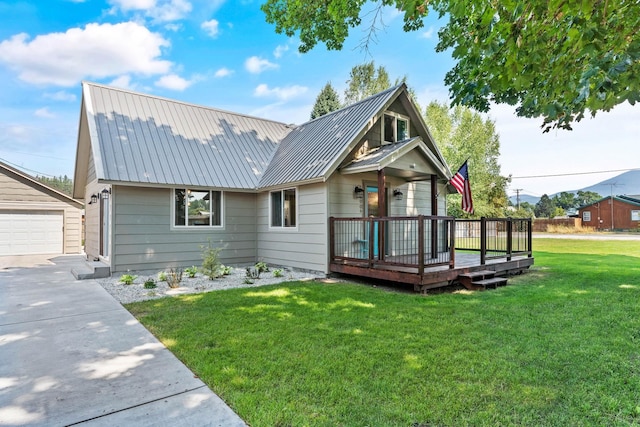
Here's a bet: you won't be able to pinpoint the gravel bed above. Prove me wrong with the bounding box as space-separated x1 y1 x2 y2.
97 266 324 304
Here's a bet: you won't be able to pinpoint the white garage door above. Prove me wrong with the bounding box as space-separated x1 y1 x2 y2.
0 210 63 256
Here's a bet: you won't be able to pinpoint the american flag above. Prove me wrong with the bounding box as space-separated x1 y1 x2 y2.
450 161 474 214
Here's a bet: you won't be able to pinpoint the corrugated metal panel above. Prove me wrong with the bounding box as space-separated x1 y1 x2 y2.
340 138 419 171
258 85 404 189
84 82 292 189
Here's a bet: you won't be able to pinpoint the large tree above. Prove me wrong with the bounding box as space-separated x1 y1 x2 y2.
311 82 342 119
534 194 556 218
262 0 640 132
424 101 509 218
344 61 392 105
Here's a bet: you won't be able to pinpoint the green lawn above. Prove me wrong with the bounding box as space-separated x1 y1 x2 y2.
126 239 640 426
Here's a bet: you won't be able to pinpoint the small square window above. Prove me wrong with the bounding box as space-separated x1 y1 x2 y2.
632 210 640 221
174 189 222 227
383 113 410 143
271 189 296 228
582 211 591 222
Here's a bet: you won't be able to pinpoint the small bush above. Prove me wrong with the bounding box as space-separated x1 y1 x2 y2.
158 271 167 282
246 266 260 279
243 278 254 284
221 265 233 275
143 278 157 289
273 268 284 278
255 261 270 273
185 266 198 278
166 268 183 288
201 242 223 280
119 274 137 285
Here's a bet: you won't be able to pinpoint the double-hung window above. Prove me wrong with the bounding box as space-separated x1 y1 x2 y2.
582 211 591 222
383 113 409 143
271 189 296 228
174 189 222 227
632 210 640 221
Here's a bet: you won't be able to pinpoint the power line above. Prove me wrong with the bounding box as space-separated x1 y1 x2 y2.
0 156 56 178
511 167 639 180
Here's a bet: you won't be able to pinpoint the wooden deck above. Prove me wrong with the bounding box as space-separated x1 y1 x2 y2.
329 216 534 292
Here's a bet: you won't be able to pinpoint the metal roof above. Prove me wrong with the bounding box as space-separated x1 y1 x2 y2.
340 138 419 172
83 82 293 189
258 85 403 188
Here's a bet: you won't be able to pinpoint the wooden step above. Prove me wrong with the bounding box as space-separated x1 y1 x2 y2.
472 277 508 289
457 270 496 290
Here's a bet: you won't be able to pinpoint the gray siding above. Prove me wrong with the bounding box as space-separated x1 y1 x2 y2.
257 183 328 273
110 185 257 272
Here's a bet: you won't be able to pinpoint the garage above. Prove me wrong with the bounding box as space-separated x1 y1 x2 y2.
0 210 64 256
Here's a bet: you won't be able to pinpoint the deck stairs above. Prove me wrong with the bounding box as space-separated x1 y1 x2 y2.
457 270 507 290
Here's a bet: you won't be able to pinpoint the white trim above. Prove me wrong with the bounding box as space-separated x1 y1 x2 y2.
382 111 410 145
631 210 640 221
582 211 591 222
170 188 225 230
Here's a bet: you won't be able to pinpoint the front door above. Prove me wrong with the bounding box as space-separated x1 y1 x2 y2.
364 185 387 257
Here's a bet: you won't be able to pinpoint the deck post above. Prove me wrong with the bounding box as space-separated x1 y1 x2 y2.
527 218 533 257
506 218 513 261
329 217 335 264
480 217 487 265
418 215 425 279
377 169 386 260
431 175 438 259
368 218 375 267
449 218 455 268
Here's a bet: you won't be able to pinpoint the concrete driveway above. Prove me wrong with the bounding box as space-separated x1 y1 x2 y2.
0 254 246 426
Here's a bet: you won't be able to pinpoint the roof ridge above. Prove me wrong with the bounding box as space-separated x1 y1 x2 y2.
0 160 82 205
82 81 292 127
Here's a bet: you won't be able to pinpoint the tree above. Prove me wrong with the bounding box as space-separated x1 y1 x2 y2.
553 192 577 210
344 61 392 105
534 194 556 218
37 175 73 196
262 0 640 132
311 82 342 119
424 101 509 218
575 190 602 206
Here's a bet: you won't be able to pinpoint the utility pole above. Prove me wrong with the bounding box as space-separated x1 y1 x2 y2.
514 189 523 210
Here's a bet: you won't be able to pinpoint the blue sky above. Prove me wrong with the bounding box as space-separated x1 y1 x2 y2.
0 0 637 197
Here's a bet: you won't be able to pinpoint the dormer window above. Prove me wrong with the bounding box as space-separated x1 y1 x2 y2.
383 112 409 144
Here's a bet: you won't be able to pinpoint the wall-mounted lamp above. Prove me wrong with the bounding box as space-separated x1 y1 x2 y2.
393 189 404 201
354 186 364 199
88 193 98 205
101 188 111 199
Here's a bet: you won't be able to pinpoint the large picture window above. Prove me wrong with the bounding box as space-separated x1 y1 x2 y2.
174 189 222 227
271 189 296 228
383 113 409 143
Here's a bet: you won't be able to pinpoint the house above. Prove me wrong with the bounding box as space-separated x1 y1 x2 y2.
0 161 83 256
72 82 454 276
578 195 640 231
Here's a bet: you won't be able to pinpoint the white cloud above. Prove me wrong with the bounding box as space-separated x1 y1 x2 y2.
109 75 136 90
201 19 219 37
0 22 172 87
253 84 308 101
421 26 435 39
155 73 192 90
108 0 192 22
34 107 55 118
273 44 289 58
214 67 232 78
43 91 76 102
244 56 278 74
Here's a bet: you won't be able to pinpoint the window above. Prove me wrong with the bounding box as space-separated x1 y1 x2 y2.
632 210 640 221
582 211 591 222
383 113 409 143
271 189 296 227
174 189 222 227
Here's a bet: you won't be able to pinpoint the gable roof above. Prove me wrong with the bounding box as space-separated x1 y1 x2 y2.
75 82 451 194
0 160 83 208
578 195 640 210
77 82 293 191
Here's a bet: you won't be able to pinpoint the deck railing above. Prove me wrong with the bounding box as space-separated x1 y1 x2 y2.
330 216 532 272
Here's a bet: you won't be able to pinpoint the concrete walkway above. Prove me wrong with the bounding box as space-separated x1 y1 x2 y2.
0 254 247 427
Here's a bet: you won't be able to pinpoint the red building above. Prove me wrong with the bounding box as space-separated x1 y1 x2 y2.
578 195 640 231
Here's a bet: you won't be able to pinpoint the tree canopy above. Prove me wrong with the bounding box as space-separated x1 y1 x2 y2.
262 0 640 132
311 82 342 119
424 101 509 217
37 175 73 196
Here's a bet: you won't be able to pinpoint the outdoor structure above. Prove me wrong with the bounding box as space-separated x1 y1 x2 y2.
578 195 640 231
0 160 83 256
73 82 533 290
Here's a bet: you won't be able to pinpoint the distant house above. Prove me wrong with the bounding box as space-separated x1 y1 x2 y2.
578 195 640 231
73 82 454 275
0 161 83 256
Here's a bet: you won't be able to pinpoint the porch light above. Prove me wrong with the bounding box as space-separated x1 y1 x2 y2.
393 189 404 200
89 194 98 205
354 186 364 199
101 188 111 199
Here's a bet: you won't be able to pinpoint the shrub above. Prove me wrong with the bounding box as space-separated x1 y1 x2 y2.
243 278 254 284
143 278 157 289
158 271 167 282
166 268 183 288
201 242 223 280
185 266 198 278
246 266 260 279
255 261 270 273
119 274 137 285
221 265 233 275
273 268 284 278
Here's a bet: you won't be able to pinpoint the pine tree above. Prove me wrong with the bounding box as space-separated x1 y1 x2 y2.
310 82 342 119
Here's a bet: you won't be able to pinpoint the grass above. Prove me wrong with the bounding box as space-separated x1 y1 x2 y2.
126 239 640 426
